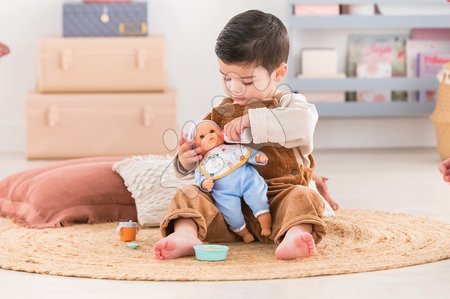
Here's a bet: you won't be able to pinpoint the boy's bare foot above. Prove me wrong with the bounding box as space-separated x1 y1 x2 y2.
275 225 316 260
154 230 202 260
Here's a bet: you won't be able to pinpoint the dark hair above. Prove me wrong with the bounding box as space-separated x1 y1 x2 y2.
215 10 289 73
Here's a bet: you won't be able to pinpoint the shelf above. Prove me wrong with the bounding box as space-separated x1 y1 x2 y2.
290 0 444 4
289 15 450 29
315 102 435 117
288 78 439 92
287 0 447 118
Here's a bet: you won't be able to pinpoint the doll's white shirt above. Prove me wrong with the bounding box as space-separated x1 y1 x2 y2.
197 144 250 180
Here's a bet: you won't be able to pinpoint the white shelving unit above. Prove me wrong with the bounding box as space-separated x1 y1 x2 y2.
287 0 450 117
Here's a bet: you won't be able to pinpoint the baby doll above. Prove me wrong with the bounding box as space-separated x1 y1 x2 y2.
189 120 271 243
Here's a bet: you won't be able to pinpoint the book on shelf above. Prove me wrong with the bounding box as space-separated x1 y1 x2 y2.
411 29 450 41
356 62 391 78
406 40 450 101
416 53 450 78
356 90 390 103
355 62 391 103
347 34 407 78
352 90 407 103
347 35 407 103
406 40 450 78
293 4 339 16
416 52 450 102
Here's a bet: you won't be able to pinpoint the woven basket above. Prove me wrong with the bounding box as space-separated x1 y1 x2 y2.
431 62 450 160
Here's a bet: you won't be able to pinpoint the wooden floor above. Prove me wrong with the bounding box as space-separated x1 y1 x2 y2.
0 149 449 299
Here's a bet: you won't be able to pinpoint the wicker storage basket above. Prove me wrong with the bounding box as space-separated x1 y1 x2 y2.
431 62 450 160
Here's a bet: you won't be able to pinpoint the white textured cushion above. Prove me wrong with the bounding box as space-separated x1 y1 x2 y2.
112 155 194 227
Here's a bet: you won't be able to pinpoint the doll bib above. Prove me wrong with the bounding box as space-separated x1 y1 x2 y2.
198 144 251 180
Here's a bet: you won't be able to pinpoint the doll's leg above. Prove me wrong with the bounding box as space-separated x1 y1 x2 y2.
242 173 271 236
255 213 272 237
214 193 255 243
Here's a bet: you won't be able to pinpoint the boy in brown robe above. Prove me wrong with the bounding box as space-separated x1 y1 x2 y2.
154 10 337 260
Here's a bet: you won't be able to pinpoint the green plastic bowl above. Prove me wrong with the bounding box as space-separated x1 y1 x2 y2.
193 244 229 261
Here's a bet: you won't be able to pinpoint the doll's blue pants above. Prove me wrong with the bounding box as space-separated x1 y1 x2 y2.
211 165 269 232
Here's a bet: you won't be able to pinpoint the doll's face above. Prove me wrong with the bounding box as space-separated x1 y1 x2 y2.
194 122 224 156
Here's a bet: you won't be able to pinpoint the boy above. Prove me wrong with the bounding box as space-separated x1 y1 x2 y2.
154 10 328 260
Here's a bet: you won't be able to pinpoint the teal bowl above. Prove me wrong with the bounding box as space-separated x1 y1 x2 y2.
193 244 229 261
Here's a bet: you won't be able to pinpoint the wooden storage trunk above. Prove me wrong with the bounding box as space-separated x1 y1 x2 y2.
38 37 165 92
26 91 177 159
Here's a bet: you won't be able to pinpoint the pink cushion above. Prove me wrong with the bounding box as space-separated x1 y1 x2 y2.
0 156 137 228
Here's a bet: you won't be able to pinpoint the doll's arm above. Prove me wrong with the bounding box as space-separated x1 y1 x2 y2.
194 169 213 192
247 148 268 166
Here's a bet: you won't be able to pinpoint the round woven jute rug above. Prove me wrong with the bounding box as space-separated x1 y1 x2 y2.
1 209 450 281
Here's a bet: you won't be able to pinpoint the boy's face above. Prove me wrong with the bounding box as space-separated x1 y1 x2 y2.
218 59 286 106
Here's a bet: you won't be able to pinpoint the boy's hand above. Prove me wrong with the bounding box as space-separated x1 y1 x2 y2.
224 115 250 142
178 133 203 171
255 153 268 164
438 158 450 183
201 178 214 191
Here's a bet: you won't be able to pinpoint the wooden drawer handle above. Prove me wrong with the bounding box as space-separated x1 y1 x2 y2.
47 107 59 127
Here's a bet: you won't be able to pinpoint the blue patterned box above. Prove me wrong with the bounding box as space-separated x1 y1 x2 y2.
63 2 148 37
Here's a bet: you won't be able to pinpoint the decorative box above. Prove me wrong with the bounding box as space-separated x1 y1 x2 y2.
301 48 338 75
38 37 165 92
26 91 177 159
63 2 147 37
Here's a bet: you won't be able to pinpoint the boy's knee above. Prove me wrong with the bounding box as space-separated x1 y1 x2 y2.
169 185 215 212
289 186 325 212
177 185 202 199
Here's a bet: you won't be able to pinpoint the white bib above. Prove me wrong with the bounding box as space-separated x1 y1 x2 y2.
198 144 251 180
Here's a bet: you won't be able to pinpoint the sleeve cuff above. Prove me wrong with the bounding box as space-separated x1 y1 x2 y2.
173 156 195 178
248 108 268 144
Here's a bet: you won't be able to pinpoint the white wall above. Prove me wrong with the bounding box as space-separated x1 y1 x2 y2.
0 0 437 153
